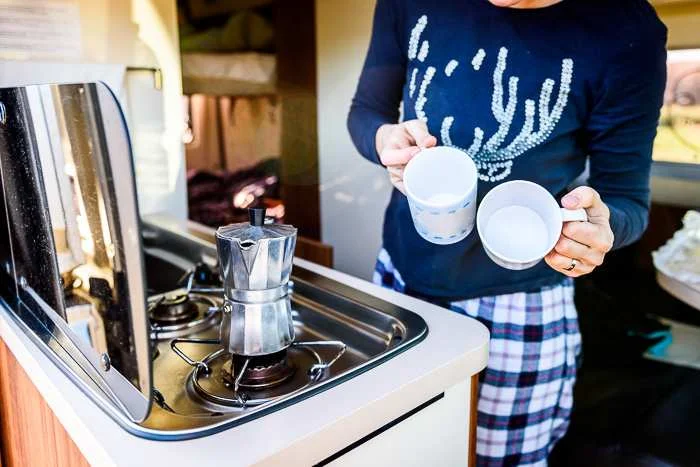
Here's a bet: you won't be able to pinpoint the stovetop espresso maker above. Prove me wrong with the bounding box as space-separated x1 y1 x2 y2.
217 207 297 357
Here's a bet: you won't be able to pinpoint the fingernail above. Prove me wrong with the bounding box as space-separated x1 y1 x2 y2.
562 194 579 207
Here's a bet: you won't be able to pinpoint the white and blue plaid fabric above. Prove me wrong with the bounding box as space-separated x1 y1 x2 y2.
374 248 582 466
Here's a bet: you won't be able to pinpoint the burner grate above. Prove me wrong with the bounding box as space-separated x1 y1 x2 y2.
171 338 346 408
150 293 199 325
223 351 296 390
148 292 220 340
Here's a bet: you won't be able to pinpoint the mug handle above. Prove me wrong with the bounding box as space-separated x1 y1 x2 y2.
561 208 588 222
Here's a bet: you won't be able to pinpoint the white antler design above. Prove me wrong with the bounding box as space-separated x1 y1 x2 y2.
443 47 574 181
408 16 574 182
408 15 436 123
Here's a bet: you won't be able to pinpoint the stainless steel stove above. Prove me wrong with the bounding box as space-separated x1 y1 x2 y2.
0 82 428 440
136 218 427 438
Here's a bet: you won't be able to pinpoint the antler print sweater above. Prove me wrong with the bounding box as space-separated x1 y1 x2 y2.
347 0 667 300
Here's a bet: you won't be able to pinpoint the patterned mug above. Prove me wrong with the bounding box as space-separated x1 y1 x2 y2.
403 146 478 245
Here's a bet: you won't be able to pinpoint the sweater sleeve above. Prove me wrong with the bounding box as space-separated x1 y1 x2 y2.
584 8 667 250
347 0 406 164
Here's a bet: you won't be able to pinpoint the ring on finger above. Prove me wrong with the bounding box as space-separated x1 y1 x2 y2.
564 258 578 272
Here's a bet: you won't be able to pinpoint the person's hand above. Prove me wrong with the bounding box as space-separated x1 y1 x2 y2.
376 120 437 194
544 186 615 277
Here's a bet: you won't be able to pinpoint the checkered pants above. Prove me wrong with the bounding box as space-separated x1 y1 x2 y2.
374 249 581 466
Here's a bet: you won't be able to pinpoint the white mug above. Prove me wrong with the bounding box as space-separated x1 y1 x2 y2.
403 146 478 245
476 180 588 270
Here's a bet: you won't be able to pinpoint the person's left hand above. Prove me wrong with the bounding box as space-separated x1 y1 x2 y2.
544 186 615 278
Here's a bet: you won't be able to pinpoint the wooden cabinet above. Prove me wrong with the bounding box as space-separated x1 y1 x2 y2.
0 339 89 467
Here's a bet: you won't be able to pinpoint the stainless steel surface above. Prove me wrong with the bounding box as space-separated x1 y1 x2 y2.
171 336 347 407
148 290 220 340
295 340 347 376
170 337 219 373
227 285 287 303
126 217 427 439
220 297 295 356
0 212 428 440
0 83 151 422
216 216 297 292
141 271 425 436
216 208 298 356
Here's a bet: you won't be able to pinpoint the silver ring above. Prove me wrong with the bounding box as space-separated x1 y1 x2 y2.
226 285 288 303
564 258 578 272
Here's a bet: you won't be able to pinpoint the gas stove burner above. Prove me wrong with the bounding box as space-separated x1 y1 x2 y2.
190 348 313 408
148 292 220 340
172 337 347 409
223 351 296 390
151 293 199 325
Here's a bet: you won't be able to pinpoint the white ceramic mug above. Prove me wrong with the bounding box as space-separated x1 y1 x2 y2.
476 180 588 270
403 146 478 245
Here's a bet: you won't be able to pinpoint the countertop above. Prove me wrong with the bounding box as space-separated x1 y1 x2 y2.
0 258 489 467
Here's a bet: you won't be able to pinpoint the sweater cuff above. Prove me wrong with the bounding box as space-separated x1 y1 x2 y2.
607 203 635 250
364 114 390 165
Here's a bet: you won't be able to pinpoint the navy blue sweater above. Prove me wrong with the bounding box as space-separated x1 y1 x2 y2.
347 0 667 300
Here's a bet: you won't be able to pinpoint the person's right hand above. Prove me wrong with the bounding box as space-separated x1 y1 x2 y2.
375 120 437 194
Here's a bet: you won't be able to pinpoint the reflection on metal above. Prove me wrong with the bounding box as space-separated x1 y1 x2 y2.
0 83 151 422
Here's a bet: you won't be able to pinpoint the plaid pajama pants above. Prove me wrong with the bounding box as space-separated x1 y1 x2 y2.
374 249 582 467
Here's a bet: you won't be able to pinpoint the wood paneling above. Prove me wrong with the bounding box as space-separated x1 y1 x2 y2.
275 0 321 240
296 236 334 268
0 339 89 467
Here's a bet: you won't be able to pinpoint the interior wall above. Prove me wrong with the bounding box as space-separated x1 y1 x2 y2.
316 0 392 280
0 0 187 221
130 0 188 220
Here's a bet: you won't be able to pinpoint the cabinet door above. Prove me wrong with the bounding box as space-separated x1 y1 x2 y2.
0 339 89 467
325 378 476 467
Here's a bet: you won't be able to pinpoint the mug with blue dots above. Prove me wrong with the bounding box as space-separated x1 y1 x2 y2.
403 146 478 245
